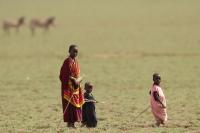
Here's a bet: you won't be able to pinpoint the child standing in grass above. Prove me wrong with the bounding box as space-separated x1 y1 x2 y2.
150 73 167 127
82 82 97 128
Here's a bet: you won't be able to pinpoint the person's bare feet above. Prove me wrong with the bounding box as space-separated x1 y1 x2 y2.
67 123 76 128
151 122 160 127
81 123 86 127
156 121 161 127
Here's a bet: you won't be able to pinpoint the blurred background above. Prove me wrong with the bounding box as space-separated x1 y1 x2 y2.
0 0 200 132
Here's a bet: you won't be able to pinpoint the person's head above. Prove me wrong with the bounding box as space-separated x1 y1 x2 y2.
153 73 161 85
84 82 93 93
68 44 78 59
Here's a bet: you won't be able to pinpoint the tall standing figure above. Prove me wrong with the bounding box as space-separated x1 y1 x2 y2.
150 73 167 127
59 45 84 128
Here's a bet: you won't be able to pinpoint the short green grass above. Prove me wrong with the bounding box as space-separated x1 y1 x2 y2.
0 0 200 132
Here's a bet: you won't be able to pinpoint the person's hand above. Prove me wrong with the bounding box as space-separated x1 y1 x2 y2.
93 100 97 103
70 76 76 81
162 104 166 108
73 80 79 89
85 99 97 103
74 79 79 85
159 103 166 108
70 77 79 89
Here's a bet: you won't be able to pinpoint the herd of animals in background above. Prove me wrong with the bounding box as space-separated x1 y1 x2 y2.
2 16 55 35
2 17 25 33
29 17 55 35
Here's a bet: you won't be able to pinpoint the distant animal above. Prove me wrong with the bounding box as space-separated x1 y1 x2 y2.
2 17 25 33
29 17 55 35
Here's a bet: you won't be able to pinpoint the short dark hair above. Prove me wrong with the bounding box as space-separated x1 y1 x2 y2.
153 73 161 80
84 82 93 89
68 44 77 52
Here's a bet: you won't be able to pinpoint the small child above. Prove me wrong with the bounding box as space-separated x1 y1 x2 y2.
82 82 97 127
150 73 167 127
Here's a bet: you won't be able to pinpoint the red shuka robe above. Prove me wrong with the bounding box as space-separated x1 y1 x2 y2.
59 57 84 122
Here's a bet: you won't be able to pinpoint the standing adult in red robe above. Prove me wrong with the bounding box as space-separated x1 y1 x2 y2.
59 45 84 127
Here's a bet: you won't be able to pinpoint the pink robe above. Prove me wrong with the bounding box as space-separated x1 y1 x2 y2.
150 84 167 122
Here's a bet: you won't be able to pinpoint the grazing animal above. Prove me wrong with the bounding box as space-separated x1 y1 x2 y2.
29 17 55 35
2 17 25 33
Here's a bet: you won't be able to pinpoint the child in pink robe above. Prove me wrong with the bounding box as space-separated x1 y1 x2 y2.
150 73 167 127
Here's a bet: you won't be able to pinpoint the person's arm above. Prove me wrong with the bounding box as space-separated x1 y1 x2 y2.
84 99 97 103
59 59 71 83
153 91 166 108
60 59 80 90
69 76 79 89
84 94 97 103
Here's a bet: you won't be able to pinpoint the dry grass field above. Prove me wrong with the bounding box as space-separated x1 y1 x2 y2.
0 0 200 132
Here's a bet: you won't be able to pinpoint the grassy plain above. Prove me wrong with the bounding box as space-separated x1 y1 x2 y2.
0 0 200 132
